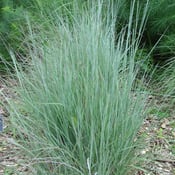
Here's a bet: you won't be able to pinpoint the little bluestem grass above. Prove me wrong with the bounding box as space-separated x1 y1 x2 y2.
6 1 148 174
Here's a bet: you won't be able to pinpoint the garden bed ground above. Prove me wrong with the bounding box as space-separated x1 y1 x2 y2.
0 79 175 175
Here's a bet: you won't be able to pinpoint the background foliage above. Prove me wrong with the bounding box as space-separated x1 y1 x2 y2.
0 0 33 71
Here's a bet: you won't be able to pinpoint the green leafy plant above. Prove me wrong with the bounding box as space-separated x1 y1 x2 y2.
0 0 31 72
157 128 164 139
148 107 170 119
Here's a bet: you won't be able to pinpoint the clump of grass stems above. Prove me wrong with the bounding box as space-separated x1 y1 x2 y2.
6 1 148 174
153 59 175 98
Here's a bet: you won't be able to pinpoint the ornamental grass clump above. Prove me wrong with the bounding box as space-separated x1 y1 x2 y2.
7 1 148 174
